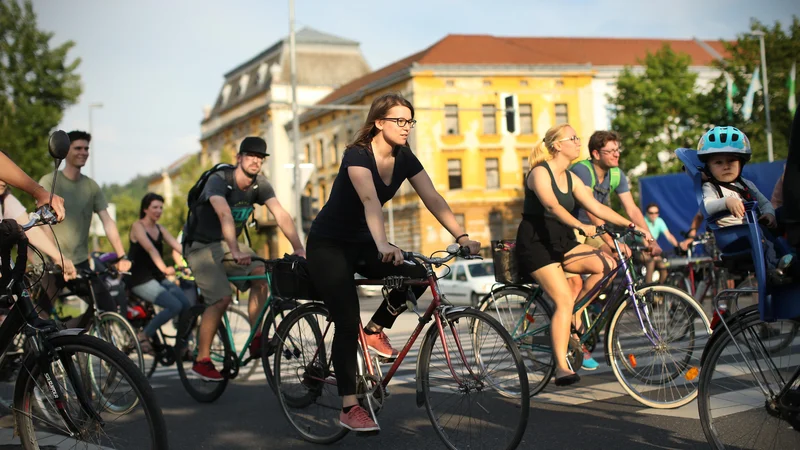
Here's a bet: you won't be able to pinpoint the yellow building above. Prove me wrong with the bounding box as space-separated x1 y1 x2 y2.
296 35 724 255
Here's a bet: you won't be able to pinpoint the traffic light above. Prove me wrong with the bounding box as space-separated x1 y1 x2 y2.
502 94 519 135
300 195 319 233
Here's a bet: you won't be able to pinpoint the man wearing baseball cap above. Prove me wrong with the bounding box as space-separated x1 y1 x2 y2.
185 136 305 381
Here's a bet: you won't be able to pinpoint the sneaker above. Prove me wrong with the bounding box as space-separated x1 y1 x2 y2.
340 406 380 432
365 330 398 359
581 346 599 371
191 358 223 382
249 332 262 359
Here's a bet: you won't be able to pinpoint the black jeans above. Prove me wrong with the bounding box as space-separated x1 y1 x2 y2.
306 232 427 396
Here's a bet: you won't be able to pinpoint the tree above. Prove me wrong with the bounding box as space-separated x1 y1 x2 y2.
699 16 800 163
609 44 707 179
0 0 82 191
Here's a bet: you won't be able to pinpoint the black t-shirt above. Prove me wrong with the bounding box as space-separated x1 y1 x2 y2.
189 171 275 243
310 145 424 242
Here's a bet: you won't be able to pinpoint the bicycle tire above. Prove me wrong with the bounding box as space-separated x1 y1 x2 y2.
419 308 529 450
90 311 145 373
13 334 168 449
477 285 555 396
175 304 233 403
698 310 800 449
607 284 710 409
225 306 259 381
273 303 347 445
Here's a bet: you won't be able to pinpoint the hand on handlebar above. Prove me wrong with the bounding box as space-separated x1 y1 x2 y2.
61 259 77 281
116 259 132 273
292 248 307 259
377 242 404 266
460 239 481 256
163 266 176 277
578 224 596 238
34 191 65 223
231 249 252 266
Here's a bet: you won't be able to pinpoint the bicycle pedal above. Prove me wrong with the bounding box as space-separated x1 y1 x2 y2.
377 356 396 363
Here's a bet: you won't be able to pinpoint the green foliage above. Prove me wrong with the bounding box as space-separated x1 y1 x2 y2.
699 16 800 163
0 0 82 200
609 44 707 179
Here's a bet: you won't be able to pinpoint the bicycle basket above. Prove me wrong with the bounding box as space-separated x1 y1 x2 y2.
491 240 532 284
271 254 320 301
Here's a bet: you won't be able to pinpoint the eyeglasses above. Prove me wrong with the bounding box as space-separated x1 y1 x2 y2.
72 146 89 150
383 118 417 128
600 148 624 155
647 211 659 215
557 135 581 144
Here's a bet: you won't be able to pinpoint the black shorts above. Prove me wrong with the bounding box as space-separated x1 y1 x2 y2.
516 217 579 276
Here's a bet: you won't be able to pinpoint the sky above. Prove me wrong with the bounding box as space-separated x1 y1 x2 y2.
31 0 800 186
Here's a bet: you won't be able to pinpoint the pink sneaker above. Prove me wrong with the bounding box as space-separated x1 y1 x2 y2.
365 331 398 359
340 405 380 432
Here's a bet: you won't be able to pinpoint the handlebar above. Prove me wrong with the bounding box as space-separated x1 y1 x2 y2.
18 205 59 231
378 244 481 267
585 224 646 241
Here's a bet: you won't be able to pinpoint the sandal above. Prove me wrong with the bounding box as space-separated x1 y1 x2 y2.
137 332 155 356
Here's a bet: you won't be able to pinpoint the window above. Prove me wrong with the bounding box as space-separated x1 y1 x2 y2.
520 80 529 87
448 159 462 190
445 104 459 135
330 134 338 164
446 80 455 87
482 104 496 134
454 213 466 231
304 143 310 163
555 103 569 125
522 157 530 183
486 158 499 189
519 104 533 134
317 138 325 166
455 265 467 282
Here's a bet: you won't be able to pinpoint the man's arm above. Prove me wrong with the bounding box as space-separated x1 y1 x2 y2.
209 196 248 264
619 192 661 255
264 197 305 257
97 209 132 271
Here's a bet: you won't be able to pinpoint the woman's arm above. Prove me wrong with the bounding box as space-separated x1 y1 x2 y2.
131 222 169 274
159 225 183 256
569 173 634 229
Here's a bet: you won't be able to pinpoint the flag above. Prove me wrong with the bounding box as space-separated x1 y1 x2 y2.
789 61 796 114
724 72 738 120
742 67 761 121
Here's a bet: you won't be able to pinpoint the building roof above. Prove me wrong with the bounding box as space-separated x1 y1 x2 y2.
312 34 727 109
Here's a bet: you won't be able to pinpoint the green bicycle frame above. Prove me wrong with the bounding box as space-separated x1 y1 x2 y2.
224 271 275 364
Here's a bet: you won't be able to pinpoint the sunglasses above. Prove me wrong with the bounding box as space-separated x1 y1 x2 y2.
647 210 659 215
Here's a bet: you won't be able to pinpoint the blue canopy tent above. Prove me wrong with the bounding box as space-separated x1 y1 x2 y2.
638 160 786 253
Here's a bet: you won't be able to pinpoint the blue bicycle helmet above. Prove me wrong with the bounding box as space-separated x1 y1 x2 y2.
696 126 751 163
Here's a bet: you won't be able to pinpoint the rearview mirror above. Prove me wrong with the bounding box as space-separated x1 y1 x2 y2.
48 130 71 160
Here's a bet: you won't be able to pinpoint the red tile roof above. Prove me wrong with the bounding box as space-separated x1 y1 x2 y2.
314 34 726 107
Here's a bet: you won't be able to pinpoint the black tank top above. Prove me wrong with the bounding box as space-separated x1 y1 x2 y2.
523 162 575 221
128 225 165 287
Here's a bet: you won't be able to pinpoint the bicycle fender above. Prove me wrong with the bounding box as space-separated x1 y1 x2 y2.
46 328 87 339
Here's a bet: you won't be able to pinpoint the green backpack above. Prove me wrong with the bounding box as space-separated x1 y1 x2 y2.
573 160 621 192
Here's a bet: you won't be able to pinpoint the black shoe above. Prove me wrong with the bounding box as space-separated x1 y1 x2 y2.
554 373 581 387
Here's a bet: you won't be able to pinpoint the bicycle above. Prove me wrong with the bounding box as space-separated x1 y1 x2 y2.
0 130 167 449
673 147 800 449
478 225 712 408
174 256 297 402
662 232 732 303
272 244 529 449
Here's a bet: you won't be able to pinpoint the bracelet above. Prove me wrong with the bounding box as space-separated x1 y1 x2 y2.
455 233 469 243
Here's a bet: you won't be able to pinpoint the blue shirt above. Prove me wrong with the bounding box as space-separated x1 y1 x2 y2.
645 216 669 241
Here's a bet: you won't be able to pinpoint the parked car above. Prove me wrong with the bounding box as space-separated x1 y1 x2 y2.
437 260 496 306
355 273 383 298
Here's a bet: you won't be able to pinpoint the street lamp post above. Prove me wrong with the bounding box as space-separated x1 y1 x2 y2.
288 0 304 242
751 31 774 162
88 102 103 251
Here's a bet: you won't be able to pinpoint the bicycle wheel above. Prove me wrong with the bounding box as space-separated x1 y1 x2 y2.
175 304 233 403
607 284 711 409
89 311 145 372
419 309 529 450
478 286 554 396
260 299 298 394
273 303 346 445
13 334 168 449
665 271 692 294
0 333 27 408
225 306 258 381
698 310 800 449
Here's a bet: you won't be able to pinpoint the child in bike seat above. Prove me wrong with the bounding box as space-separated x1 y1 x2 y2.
697 126 793 278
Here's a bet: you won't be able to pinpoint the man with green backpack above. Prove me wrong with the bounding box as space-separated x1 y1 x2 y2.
570 130 659 257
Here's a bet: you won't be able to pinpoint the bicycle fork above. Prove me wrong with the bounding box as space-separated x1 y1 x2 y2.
31 333 104 437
